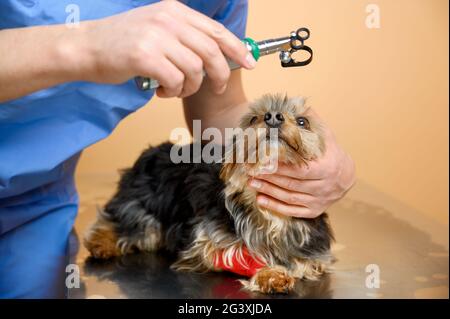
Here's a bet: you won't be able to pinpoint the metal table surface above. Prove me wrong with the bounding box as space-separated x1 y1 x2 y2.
68 174 449 299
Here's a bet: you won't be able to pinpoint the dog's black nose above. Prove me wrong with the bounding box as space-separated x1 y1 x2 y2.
264 112 284 127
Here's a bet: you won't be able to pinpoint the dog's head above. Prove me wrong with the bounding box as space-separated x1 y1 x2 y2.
220 95 329 262
221 94 324 195
221 95 324 220
240 94 324 165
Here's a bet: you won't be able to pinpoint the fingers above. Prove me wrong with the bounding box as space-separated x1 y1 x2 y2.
171 1 256 69
164 42 204 97
150 57 185 98
141 1 255 96
267 162 327 180
256 195 320 219
258 174 328 196
254 174 309 194
248 176 326 218
248 178 314 206
178 25 230 94
196 20 256 70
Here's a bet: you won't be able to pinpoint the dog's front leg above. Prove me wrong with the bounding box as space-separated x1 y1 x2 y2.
242 266 295 294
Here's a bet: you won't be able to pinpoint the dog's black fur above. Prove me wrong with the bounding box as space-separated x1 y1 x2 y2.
104 142 234 254
103 142 332 261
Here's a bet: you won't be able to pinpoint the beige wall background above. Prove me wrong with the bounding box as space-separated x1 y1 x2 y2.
76 0 449 225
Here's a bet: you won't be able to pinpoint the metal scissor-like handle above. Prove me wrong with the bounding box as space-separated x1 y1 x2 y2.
280 27 313 68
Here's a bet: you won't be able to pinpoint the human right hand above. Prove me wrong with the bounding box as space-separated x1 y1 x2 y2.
81 0 255 98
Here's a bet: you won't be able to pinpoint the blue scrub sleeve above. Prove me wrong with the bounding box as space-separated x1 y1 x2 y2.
214 0 248 39
0 0 249 298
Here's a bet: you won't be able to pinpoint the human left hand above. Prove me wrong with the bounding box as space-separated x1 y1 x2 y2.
248 116 356 218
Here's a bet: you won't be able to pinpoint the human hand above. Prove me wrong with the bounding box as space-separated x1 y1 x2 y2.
248 118 356 218
78 0 255 98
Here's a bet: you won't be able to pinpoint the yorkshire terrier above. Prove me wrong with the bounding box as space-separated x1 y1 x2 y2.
84 94 334 294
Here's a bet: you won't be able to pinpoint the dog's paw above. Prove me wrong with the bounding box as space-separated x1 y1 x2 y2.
85 240 120 259
84 228 121 260
242 266 295 294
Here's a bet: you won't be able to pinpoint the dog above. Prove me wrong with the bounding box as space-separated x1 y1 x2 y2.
84 94 334 294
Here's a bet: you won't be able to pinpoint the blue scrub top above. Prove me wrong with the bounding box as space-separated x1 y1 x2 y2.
0 0 247 298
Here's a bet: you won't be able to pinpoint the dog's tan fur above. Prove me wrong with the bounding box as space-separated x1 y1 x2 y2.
84 212 121 259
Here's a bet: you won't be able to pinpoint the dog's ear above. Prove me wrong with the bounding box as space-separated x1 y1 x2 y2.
288 96 306 111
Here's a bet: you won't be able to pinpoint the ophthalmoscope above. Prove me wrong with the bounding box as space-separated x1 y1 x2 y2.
135 27 313 91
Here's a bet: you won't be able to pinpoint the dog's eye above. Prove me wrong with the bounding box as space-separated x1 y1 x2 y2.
250 116 258 125
296 117 310 129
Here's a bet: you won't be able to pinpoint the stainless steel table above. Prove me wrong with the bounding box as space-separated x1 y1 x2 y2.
68 174 449 299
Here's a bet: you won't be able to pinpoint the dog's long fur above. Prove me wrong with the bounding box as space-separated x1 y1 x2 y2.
84 94 334 294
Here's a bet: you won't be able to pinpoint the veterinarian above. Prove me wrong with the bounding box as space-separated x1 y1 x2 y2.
0 0 355 298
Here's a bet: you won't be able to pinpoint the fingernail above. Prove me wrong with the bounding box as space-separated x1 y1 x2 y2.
217 84 227 94
258 164 274 174
250 179 262 189
257 196 268 206
246 53 257 69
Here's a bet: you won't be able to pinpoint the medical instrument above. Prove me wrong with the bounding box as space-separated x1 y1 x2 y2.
135 27 313 91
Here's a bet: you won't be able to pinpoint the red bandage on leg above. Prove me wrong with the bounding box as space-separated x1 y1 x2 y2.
213 246 266 277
